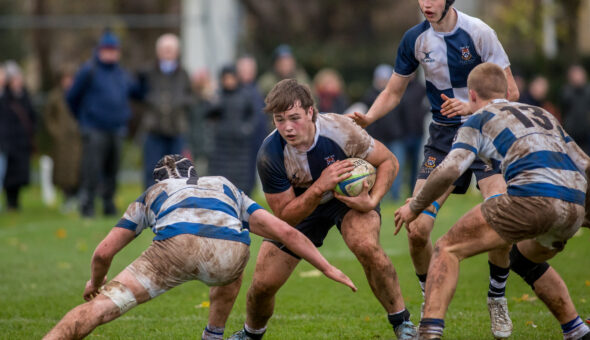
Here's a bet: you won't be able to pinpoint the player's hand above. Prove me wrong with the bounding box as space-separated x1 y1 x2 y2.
347 112 371 128
394 200 419 235
322 265 358 292
334 181 377 212
316 160 355 193
83 276 107 301
440 94 471 118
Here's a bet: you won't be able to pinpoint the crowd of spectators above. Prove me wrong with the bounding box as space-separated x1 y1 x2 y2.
0 29 589 216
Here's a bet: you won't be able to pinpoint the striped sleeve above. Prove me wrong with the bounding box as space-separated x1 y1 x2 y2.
238 191 264 230
114 192 148 236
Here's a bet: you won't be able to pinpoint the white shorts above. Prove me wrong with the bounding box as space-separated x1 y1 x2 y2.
103 234 249 309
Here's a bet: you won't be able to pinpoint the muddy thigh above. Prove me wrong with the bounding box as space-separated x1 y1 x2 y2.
127 235 250 297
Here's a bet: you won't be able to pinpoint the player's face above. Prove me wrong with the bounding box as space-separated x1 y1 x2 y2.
273 103 315 150
419 0 445 22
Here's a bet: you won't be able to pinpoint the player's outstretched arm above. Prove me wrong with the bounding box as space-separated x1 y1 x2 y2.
347 73 410 128
249 209 357 292
394 148 475 233
84 227 135 301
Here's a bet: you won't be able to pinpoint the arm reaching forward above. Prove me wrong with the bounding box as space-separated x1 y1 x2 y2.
249 209 357 292
83 227 136 301
395 148 475 233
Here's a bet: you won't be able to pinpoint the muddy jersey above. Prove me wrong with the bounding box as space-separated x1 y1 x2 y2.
114 176 263 245
257 113 374 201
394 9 510 125
452 99 587 205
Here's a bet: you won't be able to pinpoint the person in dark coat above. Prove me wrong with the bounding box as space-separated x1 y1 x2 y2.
44 67 82 210
66 29 142 217
561 64 590 155
1 61 36 210
140 33 194 188
237 54 268 193
0 64 7 211
207 65 256 195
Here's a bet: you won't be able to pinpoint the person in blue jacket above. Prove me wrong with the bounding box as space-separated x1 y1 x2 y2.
66 29 143 217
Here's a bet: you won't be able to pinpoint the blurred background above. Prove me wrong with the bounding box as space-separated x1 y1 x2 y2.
0 0 589 214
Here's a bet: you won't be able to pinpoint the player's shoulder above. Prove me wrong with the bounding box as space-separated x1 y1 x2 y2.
456 10 495 36
317 112 357 130
257 129 287 167
317 113 365 137
258 129 285 154
401 20 431 45
198 175 235 190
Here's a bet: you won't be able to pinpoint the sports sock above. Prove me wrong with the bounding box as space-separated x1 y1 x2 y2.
419 318 445 338
562 316 590 340
244 324 266 340
388 308 410 329
417 273 427 296
488 261 509 298
202 325 224 340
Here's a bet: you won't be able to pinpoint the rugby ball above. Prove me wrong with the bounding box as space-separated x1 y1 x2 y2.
334 158 376 197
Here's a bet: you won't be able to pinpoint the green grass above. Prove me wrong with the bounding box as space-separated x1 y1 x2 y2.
1 185 589 339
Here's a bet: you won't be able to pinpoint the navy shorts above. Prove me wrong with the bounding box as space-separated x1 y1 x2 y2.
266 198 381 259
418 122 500 194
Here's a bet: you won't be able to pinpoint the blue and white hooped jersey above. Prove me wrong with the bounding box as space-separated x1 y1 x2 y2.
451 100 587 205
257 113 374 201
394 9 510 125
114 176 263 245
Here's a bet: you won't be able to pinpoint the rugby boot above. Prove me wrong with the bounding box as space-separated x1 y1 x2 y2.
227 329 260 340
488 296 512 339
394 320 418 340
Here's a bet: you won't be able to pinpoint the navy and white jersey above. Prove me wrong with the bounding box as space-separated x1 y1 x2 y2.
394 9 510 125
451 99 587 205
257 113 374 201
114 176 263 245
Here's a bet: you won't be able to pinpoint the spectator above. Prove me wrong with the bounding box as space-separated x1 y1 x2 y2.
0 64 6 211
66 29 142 217
364 64 427 200
236 54 268 192
187 68 215 175
561 64 590 154
520 75 561 121
44 66 82 212
207 65 256 195
258 44 310 95
139 33 194 188
313 68 349 114
1 61 36 211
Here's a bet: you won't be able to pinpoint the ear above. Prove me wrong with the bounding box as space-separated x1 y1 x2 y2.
468 89 477 103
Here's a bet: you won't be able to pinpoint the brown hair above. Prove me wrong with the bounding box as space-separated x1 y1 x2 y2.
467 62 507 100
264 79 318 121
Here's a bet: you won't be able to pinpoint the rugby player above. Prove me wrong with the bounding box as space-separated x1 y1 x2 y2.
350 0 519 337
43 155 357 340
395 62 590 340
227 79 416 339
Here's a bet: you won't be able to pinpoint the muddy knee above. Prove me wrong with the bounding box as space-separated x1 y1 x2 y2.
99 281 138 315
407 219 433 250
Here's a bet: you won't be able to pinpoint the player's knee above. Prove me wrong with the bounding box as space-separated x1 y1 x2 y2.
348 239 381 262
249 277 282 299
509 244 550 290
99 281 138 316
407 220 431 249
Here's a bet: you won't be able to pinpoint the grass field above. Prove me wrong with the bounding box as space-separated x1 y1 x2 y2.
1 184 589 339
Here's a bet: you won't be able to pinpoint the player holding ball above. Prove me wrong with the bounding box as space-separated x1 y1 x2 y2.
226 78 417 340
